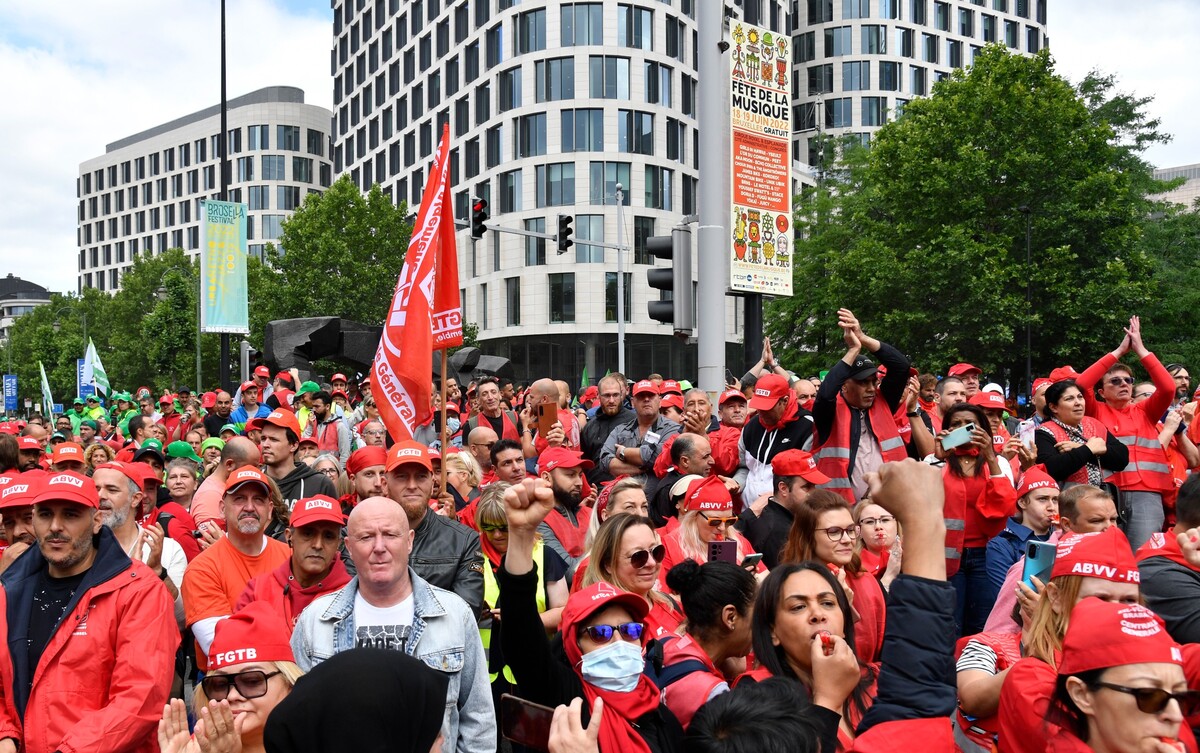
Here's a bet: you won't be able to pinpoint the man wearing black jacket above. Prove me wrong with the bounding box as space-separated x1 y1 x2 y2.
579 374 633 484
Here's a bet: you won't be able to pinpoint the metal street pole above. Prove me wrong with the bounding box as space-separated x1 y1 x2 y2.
696 1 727 394
615 184 626 376
1020 205 1032 404
218 0 231 392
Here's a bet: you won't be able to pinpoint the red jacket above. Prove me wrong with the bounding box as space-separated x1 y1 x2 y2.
708 424 743 478
234 557 351 630
0 527 178 753
942 467 1016 578
660 634 727 729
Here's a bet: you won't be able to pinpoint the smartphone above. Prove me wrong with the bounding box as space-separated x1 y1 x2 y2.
1017 419 1037 449
740 552 764 569
501 693 555 752
708 540 738 564
1022 540 1057 589
536 403 557 437
725 369 737 386
941 422 976 451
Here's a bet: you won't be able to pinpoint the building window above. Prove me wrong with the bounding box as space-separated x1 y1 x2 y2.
645 61 672 106
982 14 997 42
824 97 852 127
516 9 546 53
633 216 655 264
843 61 870 90
619 110 654 155
505 277 521 325
249 125 270 150
842 0 869 19
665 17 686 60
278 186 301 211
910 65 927 96
618 4 652 50
525 218 546 265
824 26 852 56
499 168 522 212
589 162 631 205
589 56 630 99
923 33 939 63
1004 19 1018 47
575 214 604 263
562 109 604 152
478 284 488 330
516 113 547 158
248 185 270 210
808 0 834 23
862 96 887 126
795 31 816 63
666 118 686 163
644 166 672 210
862 25 886 53
910 0 927 24
561 3 603 46
549 273 575 323
934 1 949 30
237 157 254 181
261 215 285 240
499 67 523 112
535 57 575 102
897 27 914 57
486 25 503 68
486 125 502 168
262 155 286 180
605 272 633 322
536 163 575 207
959 8 975 37
947 39 962 68
1026 25 1040 53
293 157 313 184
808 64 833 95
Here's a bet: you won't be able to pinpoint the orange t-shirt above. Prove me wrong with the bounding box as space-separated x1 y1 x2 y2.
182 536 291 669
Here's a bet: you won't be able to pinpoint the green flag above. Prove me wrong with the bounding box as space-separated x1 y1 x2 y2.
580 365 589 391
38 361 54 417
86 338 110 396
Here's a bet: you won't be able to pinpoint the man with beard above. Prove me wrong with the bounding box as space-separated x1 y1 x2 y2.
203 391 234 439
341 446 387 513
579 374 633 484
92 462 186 627
181 466 290 671
535 447 594 581
0 471 41 575
0 471 177 753
709 389 748 478
599 379 681 485
384 441 484 615
304 391 351 464
234 495 351 631
260 410 336 510
15 437 42 472
463 378 523 444
77 419 98 448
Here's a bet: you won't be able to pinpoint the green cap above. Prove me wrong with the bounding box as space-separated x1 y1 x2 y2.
220 423 239 435
73 397 85 405
298 381 321 395
81 419 98 430
679 380 693 392
165 440 203 464
200 437 225 453
141 438 163 452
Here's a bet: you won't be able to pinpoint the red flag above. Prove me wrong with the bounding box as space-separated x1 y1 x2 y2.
372 124 462 441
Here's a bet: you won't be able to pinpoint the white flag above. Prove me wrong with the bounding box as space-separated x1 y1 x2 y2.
86 339 110 396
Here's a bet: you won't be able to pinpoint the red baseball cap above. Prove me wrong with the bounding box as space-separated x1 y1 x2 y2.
129 462 162 490
749 373 789 410
718 389 747 406
331 373 348 383
770 449 831 485
1016 467 1058 498
387 441 433 472
17 437 41 451
240 380 258 393
297 436 318 447
262 410 302 437
254 365 271 378
948 363 981 377
159 394 175 405
1032 378 1052 394
289 495 346 528
561 581 650 633
1051 528 1139 584
201 392 217 409
51 442 85 465
1048 366 1081 383
245 417 267 433
332 389 349 401
632 380 658 396
1058 600 1183 677
346 446 387 476
275 371 294 385
659 394 684 412
682 475 733 513
224 466 271 495
661 379 683 396
208 602 295 671
0 470 44 509
538 447 595 473
34 472 99 508
93 462 146 492
581 386 599 402
968 391 1007 412
0 422 18 436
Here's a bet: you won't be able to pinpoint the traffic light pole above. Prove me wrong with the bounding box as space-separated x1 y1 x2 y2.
696 1 728 395
615 185 626 376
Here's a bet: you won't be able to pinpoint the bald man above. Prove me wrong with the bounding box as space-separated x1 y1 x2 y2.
466 426 498 478
291 497 495 752
189 436 262 531
519 378 579 458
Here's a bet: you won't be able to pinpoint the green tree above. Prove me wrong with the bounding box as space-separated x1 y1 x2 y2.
769 46 1168 387
1139 200 1200 370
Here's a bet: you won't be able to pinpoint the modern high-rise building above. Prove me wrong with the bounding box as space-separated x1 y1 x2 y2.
0 274 53 346
76 86 334 293
1153 164 1200 208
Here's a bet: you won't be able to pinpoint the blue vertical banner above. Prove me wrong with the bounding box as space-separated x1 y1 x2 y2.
76 359 95 399
2 375 16 413
200 200 250 333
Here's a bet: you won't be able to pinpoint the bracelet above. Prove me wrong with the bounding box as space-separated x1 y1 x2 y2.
906 411 921 417
157 568 169 581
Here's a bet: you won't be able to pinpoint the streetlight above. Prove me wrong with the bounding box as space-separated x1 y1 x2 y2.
1019 205 1033 409
51 307 87 347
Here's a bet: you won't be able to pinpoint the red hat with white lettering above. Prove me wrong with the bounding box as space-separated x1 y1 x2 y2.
748 373 789 410
33 471 99 508
224 466 271 495
632 380 659 397
386 440 433 472
240 380 258 393
1017 467 1058 498
968 391 1007 412
0 422 18 436
660 379 683 396
948 363 981 377
262 409 302 438
17 437 41 452
718 389 747 406
0 469 45 509
770 449 831 485
682 475 733 513
1033 378 1052 394
208 602 295 671
1058 600 1183 677
1048 366 1081 384
538 447 595 473
1050 528 1139 584
331 373 348 384
50 442 84 465
289 495 346 528
254 365 271 379
659 394 684 412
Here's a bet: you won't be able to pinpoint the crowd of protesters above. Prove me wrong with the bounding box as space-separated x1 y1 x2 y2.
2 308 1200 753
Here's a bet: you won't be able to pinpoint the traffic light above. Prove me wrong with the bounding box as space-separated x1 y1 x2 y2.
471 198 489 240
645 227 695 335
556 214 574 254
238 339 258 383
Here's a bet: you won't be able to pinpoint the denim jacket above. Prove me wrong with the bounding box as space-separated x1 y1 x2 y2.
290 569 495 753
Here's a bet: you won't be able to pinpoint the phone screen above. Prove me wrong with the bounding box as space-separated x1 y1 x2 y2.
501 694 555 752
941 422 976 451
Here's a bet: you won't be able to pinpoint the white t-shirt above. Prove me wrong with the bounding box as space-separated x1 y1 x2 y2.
353 592 414 652
141 535 188 630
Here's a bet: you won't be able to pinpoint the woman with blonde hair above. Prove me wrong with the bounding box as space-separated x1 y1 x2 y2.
658 476 765 591
84 442 115 473
583 512 685 639
444 450 482 511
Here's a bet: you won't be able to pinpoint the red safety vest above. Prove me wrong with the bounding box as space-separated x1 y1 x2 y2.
815 396 907 503
471 410 521 442
1090 403 1174 494
313 418 341 454
1037 417 1111 485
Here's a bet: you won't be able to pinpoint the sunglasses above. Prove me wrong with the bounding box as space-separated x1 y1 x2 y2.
581 622 645 645
480 523 508 533
704 516 738 528
201 669 282 701
1106 377 1134 386
821 526 858 541
624 544 666 568
1092 682 1200 716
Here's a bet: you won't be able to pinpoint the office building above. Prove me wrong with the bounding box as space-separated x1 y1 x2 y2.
0 274 53 345
77 86 334 293
1153 164 1200 208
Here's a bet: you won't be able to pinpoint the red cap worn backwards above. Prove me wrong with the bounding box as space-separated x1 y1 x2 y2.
208 602 295 671
968 391 1007 412
386 441 433 472
289 495 346 528
33 472 99 509
749 373 789 410
1058 600 1183 677
683 475 733 513
770 449 831 485
538 447 595 474
1051 528 1139 584
1016 466 1058 498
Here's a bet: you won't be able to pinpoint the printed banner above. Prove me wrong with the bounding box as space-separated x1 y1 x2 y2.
729 22 793 296
201 200 250 333
77 359 95 400
3 375 16 413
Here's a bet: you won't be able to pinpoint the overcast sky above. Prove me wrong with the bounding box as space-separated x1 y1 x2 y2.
1 0 1196 295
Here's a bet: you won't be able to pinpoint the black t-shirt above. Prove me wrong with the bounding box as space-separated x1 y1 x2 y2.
29 569 87 672
483 412 505 437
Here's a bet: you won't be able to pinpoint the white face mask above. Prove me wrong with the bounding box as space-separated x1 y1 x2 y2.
579 640 644 693
447 417 461 434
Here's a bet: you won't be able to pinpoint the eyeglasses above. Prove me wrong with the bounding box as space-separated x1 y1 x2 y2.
1091 682 1200 716
364 430 386 437
318 467 339 477
1133 391 1155 400
580 622 645 645
820 526 858 541
858 515 895 528
1106 377 1134 386
480 523 508 533
201 670 282 701
704 515 738 529
624 544 666 568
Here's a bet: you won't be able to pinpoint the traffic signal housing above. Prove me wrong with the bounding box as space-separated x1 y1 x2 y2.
557 214 574 254
645 227 695 336
471 198 489 240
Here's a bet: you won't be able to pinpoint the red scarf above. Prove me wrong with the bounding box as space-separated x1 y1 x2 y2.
480 526 504 568
543 506 592 558
758 396 799 431
563 607 658 753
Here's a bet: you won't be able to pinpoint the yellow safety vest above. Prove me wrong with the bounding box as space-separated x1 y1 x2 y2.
482 540 546 684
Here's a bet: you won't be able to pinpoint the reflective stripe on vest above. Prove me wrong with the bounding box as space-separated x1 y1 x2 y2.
1114 434 1165 451
1124 461 1172 474
879 436 906 453
945 547 961 560
482 541 546 685
814 394 908 503
946 518 966 531
816 447 852 460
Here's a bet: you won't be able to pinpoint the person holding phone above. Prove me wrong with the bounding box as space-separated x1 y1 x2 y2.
658 476 766 593
985 468 1060 598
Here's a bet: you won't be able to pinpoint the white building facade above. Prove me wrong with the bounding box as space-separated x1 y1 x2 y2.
77 86 334 292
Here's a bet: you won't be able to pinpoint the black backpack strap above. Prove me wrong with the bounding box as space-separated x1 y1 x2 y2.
656 659 711 688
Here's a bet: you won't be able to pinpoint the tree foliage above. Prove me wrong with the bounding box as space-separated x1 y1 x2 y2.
768 46 1173 388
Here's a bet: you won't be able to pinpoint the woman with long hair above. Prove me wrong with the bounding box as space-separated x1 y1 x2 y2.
444 451 482 511
1036 380 1128 488
779 490 886 663
658 476 766 590
583 512 685 639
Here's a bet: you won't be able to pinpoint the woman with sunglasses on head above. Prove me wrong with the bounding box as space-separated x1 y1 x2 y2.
159 602 303 753
574 477 651 591
498 478 686 753
658 476 767 594
778 490 886 664
1035 380 1128 490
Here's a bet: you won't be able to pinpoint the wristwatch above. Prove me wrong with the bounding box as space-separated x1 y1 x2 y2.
157 568 169 581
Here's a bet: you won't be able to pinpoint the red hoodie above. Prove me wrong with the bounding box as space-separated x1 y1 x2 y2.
233 556 352 630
